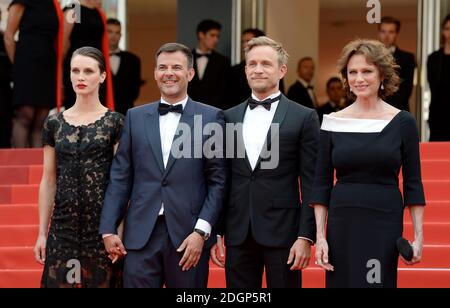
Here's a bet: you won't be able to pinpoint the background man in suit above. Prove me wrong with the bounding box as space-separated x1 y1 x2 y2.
100 43 227 288
188 19 230 110
287 57 317 109
378 16 416 112
211 37 319 288
107 18 142 115
229 28 285 107
317 77 346 124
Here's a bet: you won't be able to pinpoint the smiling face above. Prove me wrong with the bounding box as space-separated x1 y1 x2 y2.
245 45 287 98
154 51 195 104
346 54 382 100
70 55 106 96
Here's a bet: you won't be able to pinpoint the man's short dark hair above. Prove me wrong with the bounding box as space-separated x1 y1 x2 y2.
297 57 314 69
155 43 194 69
107 18 121 27
196 19 222 35
380 16 401 33
242 28 265 38
326 77 343 90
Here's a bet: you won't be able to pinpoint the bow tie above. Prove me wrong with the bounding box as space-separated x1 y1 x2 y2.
110 51 121 56
158 103 183 116
307 85 314 90
248 95 282 111
196 53 211 59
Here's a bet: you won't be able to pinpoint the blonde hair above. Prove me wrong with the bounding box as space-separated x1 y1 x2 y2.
245 36 289 66
337 39 400 100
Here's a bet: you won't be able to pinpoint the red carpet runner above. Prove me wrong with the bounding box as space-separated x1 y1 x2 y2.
1 143 449 288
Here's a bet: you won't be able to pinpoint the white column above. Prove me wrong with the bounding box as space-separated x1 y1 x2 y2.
417 0 442 141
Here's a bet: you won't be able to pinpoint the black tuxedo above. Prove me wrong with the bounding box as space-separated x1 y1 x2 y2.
287 81 315 109
386 48 415 112
223 95 319 287
111 51 142 115
317 101 340 124
188 49 231 110
427 49 450 141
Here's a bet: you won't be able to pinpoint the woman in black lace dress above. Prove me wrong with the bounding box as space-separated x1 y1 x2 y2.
34 47 124 288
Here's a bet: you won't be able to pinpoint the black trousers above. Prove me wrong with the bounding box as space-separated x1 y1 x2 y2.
225 230 301 288
123 216 210 288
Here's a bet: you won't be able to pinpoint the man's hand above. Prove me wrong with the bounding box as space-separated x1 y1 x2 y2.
287 238 312 271
210 236 225 268
177 232 205 271
103 235 127 264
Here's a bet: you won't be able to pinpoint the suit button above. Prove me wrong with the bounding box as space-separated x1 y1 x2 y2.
162 180 168 187
250 175 255 181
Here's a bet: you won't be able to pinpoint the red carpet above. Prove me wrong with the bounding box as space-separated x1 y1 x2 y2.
0 144 449 288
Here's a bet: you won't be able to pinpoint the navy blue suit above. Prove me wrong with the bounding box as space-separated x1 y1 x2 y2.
99 98 227 287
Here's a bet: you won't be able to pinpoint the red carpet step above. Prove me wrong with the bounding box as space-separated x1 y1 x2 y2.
0 144 449 288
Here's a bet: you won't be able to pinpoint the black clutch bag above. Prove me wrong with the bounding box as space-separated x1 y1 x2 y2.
397 237 414 261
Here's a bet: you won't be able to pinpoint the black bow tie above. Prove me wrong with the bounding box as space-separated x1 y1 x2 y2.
158 103 183 115
110 51 121 56
248 95 282 111
196 52 211 59
307 85 314 90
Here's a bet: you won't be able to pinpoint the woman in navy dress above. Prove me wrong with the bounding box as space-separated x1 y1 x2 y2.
310 39 426 288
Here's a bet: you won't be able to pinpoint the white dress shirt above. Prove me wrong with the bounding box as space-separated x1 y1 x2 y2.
195 49 210 81
159 97 211 236
243 92 280 170
110 48 121 75
299 78 317 107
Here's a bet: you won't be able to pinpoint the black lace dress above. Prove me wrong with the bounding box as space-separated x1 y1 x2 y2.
41 110 124 288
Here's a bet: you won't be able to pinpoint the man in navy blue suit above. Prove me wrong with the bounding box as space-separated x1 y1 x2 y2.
99 43 227 288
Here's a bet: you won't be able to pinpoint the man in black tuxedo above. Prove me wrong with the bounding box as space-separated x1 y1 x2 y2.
211 37 319 288
317 77 346 124
287 57 317 109
378 16 416 112
188 19 231 110
100 43 227 288
229 28 285 107
0 9 13 148
107 18 142 115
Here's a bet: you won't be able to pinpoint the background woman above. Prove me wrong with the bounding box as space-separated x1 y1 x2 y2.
4 0 63 148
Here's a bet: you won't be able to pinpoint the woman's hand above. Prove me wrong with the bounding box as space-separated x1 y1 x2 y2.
402 238 423 266
315 237 334 271
34 235 47 265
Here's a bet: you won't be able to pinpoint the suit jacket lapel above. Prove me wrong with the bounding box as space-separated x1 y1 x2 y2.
234 101 253 173
163 99 195 177
144 102 165 174
255 95 289 170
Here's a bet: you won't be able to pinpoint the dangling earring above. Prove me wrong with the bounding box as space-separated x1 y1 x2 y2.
381 83 385 90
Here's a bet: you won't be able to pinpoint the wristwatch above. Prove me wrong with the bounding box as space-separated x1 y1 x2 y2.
194 228 210 241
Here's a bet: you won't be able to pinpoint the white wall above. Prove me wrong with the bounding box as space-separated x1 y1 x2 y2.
266 0 320 91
